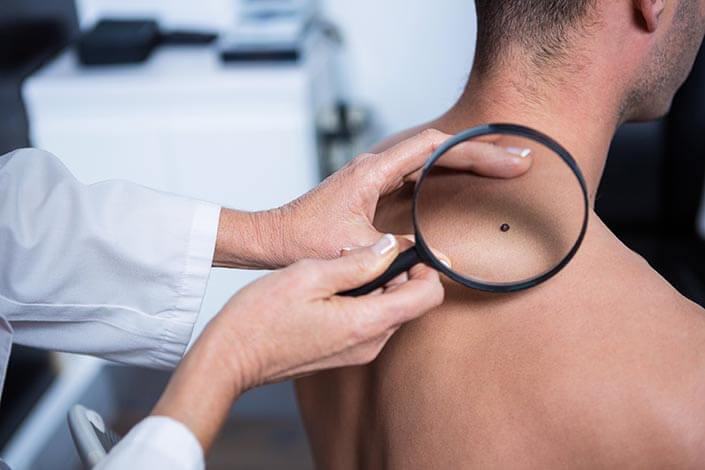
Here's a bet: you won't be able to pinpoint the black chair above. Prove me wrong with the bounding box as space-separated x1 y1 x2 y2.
0 11 76 154
597 40 705 305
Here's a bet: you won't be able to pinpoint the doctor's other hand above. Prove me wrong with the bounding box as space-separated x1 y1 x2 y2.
213 128 532 270
277 128 531 265
151 234 443 453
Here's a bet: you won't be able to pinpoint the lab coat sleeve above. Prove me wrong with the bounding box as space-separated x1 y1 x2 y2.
96 416 204 470
0 148 221 369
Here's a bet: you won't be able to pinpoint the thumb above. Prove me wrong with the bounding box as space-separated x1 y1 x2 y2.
341 234 452 269
319 234 400 295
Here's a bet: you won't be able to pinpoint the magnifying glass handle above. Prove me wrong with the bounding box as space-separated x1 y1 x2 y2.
340 248 422 297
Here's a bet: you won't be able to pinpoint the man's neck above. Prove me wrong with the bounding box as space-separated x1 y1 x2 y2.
435 67 626 202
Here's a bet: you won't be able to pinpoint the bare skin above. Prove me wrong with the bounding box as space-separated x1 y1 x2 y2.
296 0 705 468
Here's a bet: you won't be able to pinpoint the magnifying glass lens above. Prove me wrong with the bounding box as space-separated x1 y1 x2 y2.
415 133 586 286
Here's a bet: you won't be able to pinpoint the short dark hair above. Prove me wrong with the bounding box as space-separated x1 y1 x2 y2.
474 0 595 71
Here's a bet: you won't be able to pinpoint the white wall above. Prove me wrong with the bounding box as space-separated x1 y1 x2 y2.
321 0 477 134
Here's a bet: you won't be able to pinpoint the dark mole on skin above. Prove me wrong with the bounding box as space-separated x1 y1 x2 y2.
501 224 511 232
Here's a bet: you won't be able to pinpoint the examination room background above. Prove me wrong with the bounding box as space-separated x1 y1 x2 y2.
1 0 705 469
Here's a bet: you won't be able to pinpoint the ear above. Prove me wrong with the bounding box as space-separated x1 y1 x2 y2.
633 0 666 32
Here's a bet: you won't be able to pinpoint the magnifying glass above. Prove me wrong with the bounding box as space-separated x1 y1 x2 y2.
342 123 589 296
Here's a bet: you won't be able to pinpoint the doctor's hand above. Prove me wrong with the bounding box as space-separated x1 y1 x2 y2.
152 234 442 454
213 128 532 269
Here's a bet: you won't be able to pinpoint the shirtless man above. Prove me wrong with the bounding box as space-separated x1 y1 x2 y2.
296 1 705 468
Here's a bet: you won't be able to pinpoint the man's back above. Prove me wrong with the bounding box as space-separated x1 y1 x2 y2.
297 0 705 466
296 124 705 469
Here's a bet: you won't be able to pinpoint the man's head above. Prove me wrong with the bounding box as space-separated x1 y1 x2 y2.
473 0 596 72
624 0 705 120
472 0 705 122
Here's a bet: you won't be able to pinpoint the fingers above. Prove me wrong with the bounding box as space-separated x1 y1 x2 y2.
341 246 402 292
328 236 446 344
372 129 455 194
403 141 533 184
353 263 444 328
304 234 401 295
341 233 452 272
419 140 532 179
364 128 533 197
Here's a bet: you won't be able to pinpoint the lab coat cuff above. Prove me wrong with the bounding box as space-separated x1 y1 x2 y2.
157 202 221 369
99 416 204 470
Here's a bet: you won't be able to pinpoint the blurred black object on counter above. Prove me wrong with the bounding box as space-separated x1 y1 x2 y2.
77 19 217 66
596 40 705 306
77 19 161 65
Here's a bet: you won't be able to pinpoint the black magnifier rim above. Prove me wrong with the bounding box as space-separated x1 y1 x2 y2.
412 123 590 293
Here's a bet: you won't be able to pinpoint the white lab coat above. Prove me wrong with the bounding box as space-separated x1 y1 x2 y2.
0 148 219 469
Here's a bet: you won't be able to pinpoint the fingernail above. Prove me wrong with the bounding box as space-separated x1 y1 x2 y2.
341 247 355 252
506 147 532 158
372 234 397 256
